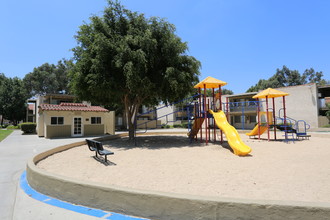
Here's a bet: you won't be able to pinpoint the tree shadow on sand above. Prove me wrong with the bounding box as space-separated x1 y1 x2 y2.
103 135 234 152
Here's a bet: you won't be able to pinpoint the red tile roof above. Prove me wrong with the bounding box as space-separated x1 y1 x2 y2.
39 103 109 112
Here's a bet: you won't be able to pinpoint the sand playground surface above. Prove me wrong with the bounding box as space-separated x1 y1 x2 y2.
37 131 330 204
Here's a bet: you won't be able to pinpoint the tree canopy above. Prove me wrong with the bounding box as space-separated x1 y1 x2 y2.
246 65 327 92
69 1 201 138
0 74 28 125
23 59 71 97
205 88 233 97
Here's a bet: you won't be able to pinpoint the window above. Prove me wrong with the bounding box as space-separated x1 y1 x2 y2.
91 117 101 124
250 115 256 123
51 117 64 125
234 115 241 123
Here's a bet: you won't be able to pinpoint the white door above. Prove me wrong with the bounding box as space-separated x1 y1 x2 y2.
72 117 83 137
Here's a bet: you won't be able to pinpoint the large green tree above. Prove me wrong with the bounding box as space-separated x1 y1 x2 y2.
205 88 233 97
0 75 28 125
247 65 327 92
23 59 71 97
69 1 200 139
0 73 7 125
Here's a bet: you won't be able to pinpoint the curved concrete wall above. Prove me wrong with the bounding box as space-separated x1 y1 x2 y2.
27 134 330 220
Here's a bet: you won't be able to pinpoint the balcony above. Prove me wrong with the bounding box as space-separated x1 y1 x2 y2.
228 101 259 113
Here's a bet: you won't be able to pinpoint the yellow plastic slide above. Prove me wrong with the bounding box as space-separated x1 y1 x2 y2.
209 110 251 156
246 111 273 136
246 124 268 136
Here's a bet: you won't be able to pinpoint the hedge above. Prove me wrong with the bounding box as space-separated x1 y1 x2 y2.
21 123 37 134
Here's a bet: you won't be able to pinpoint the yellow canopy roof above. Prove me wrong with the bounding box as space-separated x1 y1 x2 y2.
252 88 289 99
194 76 227 89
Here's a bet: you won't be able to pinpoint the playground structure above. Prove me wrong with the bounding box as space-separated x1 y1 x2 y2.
188 76 252 156
245 88 311 141
135 76 252 156
135 77 310 155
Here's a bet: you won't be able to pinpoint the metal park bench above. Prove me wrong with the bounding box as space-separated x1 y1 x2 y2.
86 139 114 162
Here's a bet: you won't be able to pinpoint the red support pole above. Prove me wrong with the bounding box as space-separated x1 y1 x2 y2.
226 96 229 120
213 88 216 142
266 96 270 141
219 86 222 111
219 86 223 144
207 99 210 142
257 98 260 140
283 96 288 141
272 97 277 140
212 88 215 110
199 88 202 143
204 84 208 145
194 102 197 141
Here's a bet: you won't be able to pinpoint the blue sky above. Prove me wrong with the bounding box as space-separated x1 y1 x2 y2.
1 0 329 93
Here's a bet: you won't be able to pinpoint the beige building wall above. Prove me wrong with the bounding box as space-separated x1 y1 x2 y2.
104 111 115 135
156 105 175 126
318 116 329 127
37 110 45 137
262 84 318 128
136 119 161 129
37 110 115 138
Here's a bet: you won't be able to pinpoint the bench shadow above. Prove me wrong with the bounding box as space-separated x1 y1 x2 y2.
92 156 116 166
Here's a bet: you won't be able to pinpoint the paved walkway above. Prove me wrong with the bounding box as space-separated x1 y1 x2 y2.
0 130 103 220
0 128 190 219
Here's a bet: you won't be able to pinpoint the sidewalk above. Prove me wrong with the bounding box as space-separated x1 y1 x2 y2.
1 129 190 219
0 130 104 220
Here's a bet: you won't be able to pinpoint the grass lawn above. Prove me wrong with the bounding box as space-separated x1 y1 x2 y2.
0 129 13 142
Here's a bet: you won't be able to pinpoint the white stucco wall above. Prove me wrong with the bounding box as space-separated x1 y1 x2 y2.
156 105 175 125
37 110 115 138
104 111 115 135
260 84 318 128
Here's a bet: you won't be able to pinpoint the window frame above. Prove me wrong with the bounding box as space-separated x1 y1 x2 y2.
234 115 241 123
250 115 257 123
91 117 101 124
50 117 64 125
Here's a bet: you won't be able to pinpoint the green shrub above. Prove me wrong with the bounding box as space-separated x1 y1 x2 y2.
182 122 189 128
173 124 183 128
1 124 9 128
20 123 37 133
7 125 19 129
161 124 171 129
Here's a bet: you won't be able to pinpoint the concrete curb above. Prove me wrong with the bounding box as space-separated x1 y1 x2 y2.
26 133 330 220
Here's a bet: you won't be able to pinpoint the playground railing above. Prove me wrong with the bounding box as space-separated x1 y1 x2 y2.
225 101 260 113
135 94 200 130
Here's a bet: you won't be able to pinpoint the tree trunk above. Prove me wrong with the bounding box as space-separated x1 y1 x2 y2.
123 110 128 130
123 95 141 141
128 120 135 140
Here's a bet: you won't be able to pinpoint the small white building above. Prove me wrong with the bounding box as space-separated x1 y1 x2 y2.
37 103 115 138
34 94 115 138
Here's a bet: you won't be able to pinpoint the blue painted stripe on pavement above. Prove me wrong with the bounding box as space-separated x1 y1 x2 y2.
20 171 147 220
